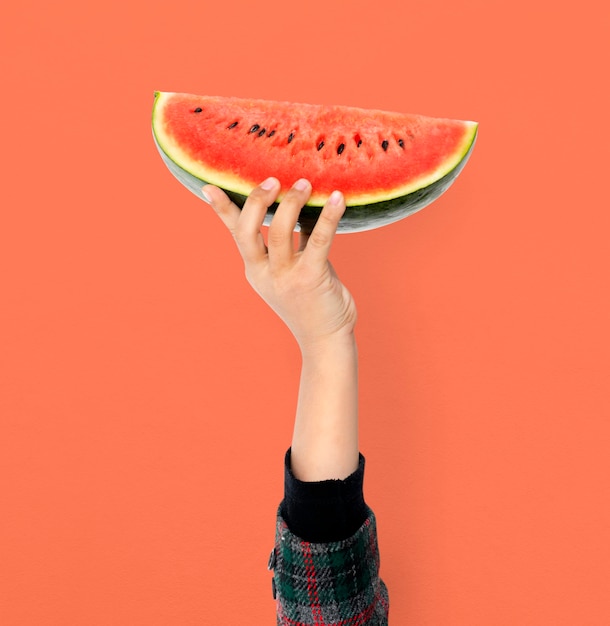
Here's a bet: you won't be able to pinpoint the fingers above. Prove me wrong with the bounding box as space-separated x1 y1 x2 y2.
204 179 346 268
204 178 280 264
202 184 241 232
234 177 280 263
267 179 312 266
301 190 346 266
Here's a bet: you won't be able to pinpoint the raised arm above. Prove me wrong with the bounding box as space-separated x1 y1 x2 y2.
202 177 389 625
202 177 359 481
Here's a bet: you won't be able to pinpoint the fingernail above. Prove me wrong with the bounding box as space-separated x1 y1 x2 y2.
293 178 310 191
261 177 278 190
201 186 211 203
329 190 343 205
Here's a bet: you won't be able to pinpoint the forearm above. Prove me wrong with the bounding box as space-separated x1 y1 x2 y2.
290 331 359 482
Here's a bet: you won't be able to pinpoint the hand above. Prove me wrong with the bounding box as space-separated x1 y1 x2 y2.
202 177 357 352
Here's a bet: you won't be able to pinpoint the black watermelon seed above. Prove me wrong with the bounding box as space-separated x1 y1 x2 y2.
258 128 266 136
288 132 295 143
228 121 238 129
317 141 325 151
249 124 260 133
337 143 345 155
381 140 389 151
268 130 276 137
357 139 362 148
398 138 404 148
194 107 202 113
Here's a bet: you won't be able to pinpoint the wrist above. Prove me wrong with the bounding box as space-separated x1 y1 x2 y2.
297 329 357 360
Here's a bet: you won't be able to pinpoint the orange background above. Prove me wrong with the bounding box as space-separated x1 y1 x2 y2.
1 0 609 624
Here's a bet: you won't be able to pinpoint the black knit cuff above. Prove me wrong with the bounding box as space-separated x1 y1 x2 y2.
280 448 369 543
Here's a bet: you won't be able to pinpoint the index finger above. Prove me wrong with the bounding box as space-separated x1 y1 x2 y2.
202 184 241 232
301 190 346 265
204 180 279 265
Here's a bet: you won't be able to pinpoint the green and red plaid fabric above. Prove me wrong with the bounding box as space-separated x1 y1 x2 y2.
270 506 389 625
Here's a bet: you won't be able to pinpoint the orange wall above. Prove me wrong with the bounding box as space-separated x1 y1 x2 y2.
1 0 609 624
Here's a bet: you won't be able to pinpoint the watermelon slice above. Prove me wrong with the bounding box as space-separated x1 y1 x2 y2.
152 91 477 233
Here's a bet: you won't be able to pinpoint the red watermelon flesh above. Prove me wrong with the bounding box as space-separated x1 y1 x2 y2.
152 92 477 232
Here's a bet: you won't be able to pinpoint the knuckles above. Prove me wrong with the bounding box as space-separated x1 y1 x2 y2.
307 229 330 249
266 225 288 247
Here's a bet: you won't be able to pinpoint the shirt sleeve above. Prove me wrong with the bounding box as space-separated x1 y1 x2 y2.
280 447 369 543
268 449 390 625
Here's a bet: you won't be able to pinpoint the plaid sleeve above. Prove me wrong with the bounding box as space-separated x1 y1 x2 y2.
268 506 389 625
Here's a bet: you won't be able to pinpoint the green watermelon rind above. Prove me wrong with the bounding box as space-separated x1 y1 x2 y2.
151 93 478 233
